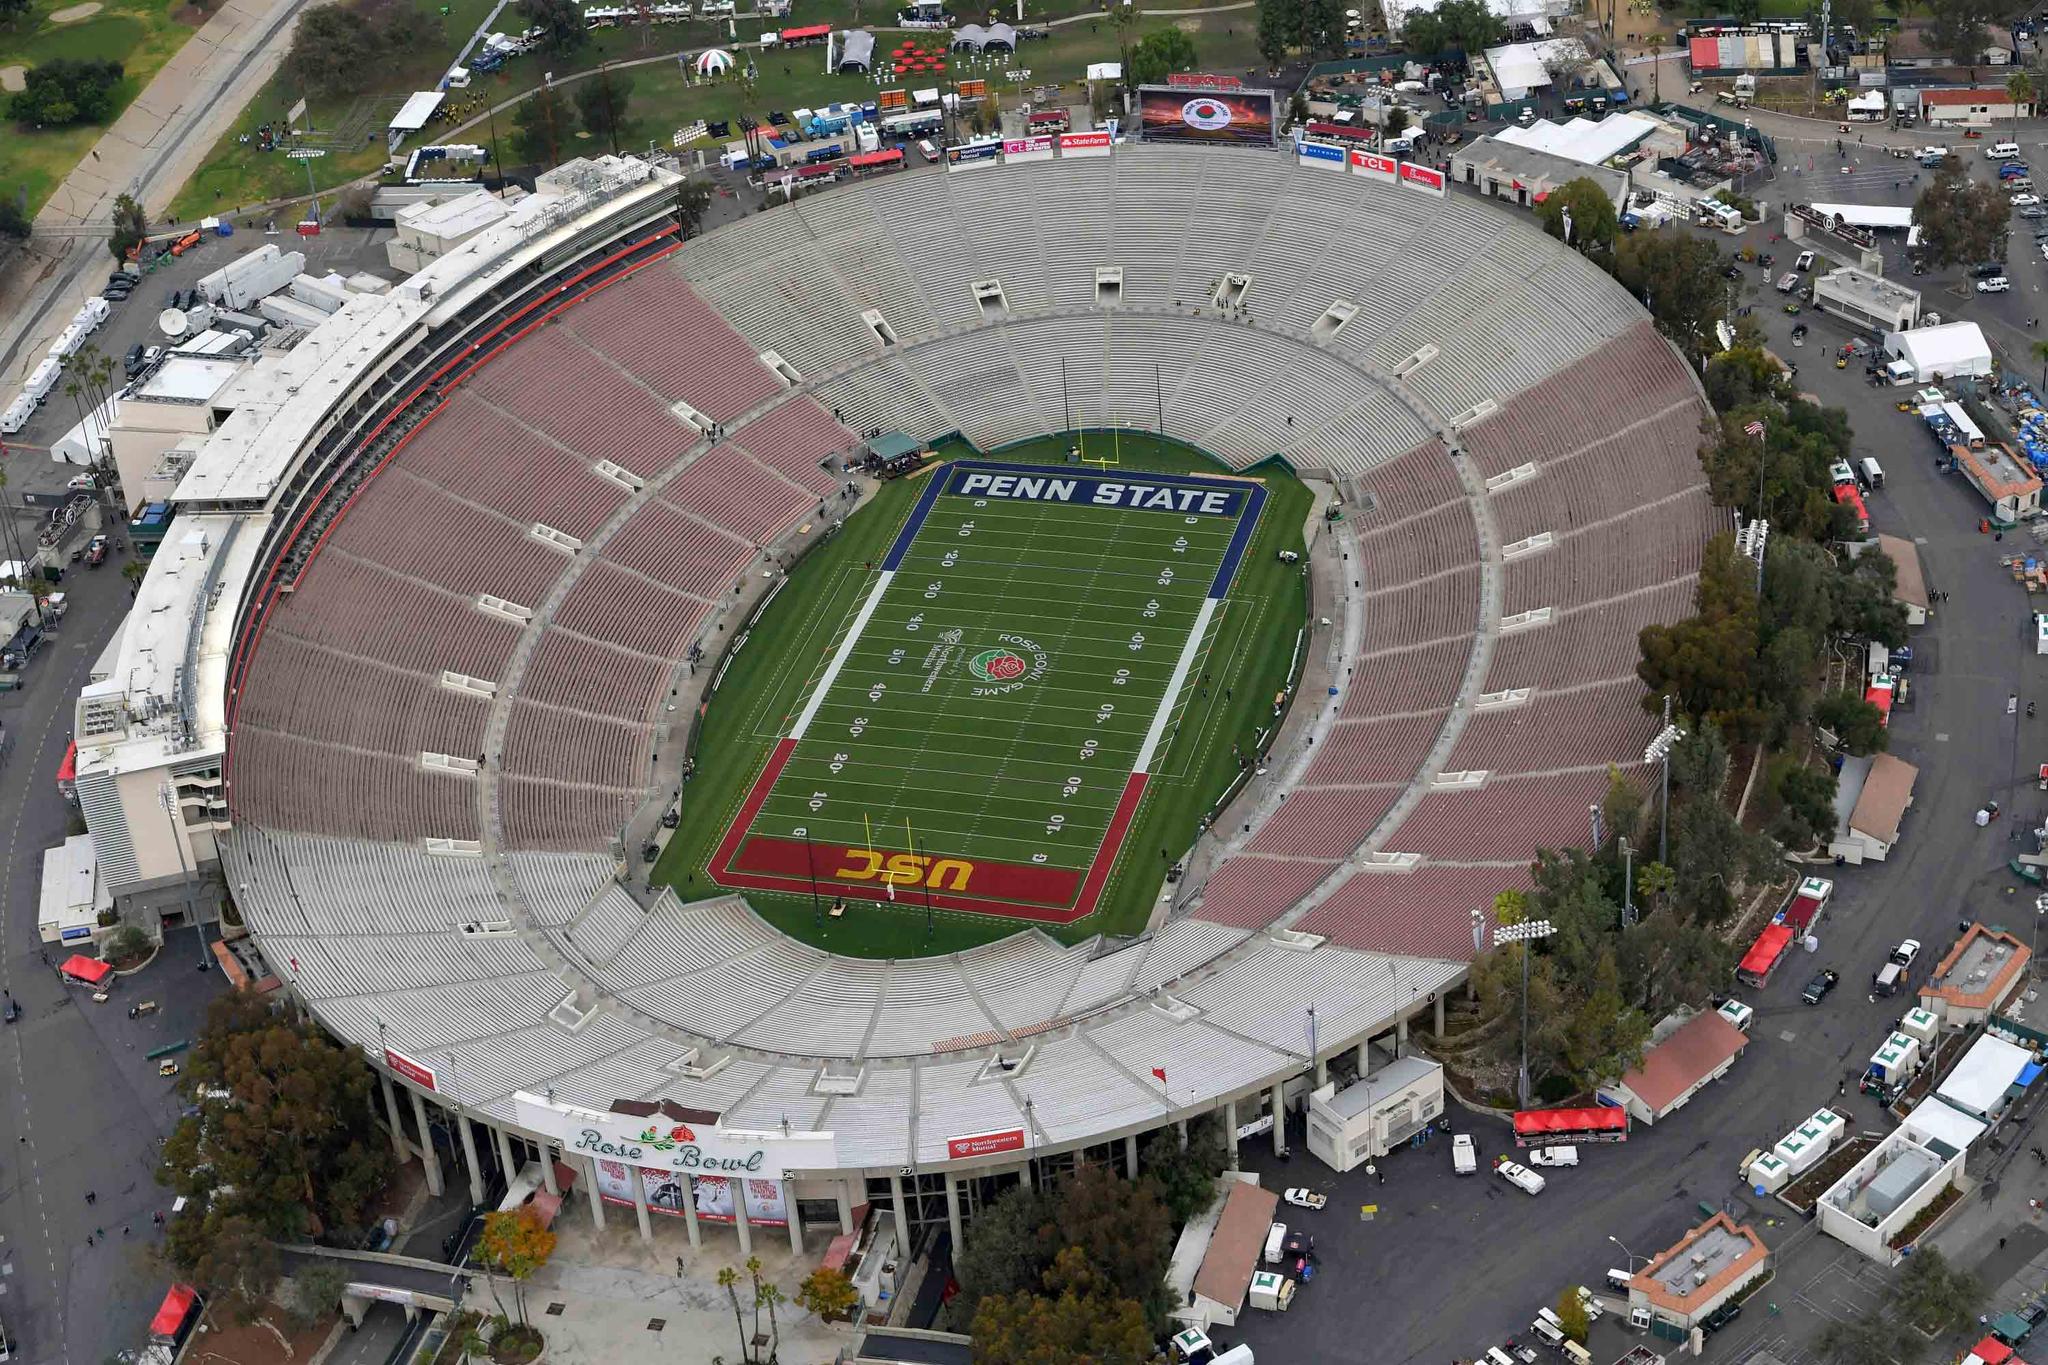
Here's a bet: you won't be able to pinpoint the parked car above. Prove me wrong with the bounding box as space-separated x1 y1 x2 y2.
1802 968 1840 1004
66 473 96 492
1979 276 2011 292
1973 261 2008 277
1795 249 1816 271
1701 1302 1743 1333
1494 1156 1545 1195
1528 1145 1579 1168
1283 1187 1327 1210
2024 205 2048 219
1451 1133 1477 1175
2014 194 2041 208
85 535 108 567
1891 939 1921 969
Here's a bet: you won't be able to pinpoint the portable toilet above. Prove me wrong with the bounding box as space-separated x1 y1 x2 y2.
1806 1107 1845 1148
1775 1128 1823 1176
1746 1150 1791 1192
1899 1007 1940 1045
1717 998 1755 1032
1870 1032 1920 1085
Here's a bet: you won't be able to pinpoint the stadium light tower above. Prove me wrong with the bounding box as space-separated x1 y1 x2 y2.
1493 918 1554 1110
1644 699 1686 867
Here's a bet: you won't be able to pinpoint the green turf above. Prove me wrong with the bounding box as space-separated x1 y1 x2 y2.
655 433 1310 958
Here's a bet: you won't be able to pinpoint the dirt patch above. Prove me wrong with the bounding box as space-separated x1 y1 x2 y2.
48 3 104 21
170 2 208 23
0 65 23 93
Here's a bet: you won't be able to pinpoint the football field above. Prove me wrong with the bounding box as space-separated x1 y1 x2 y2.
707 461 1266 921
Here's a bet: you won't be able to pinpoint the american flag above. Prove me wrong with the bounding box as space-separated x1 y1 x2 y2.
1743 420 1766 439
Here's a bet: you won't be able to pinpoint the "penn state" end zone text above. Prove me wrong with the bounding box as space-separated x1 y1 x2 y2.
950 469 1242 516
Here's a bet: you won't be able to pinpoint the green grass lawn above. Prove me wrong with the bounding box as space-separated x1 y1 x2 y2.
656 434 1308 958
170 0 1264 217
1 0 207 218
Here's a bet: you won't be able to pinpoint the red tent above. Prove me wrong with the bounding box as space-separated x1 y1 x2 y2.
151 1283 199 1339
1512 1107 1628 1141
60 954 111 986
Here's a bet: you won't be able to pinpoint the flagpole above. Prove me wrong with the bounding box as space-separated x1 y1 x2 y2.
909 816 933 941
805 830 821 928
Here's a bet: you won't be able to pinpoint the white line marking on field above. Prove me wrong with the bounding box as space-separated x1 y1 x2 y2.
1136 596 1219 771
789 570 895 741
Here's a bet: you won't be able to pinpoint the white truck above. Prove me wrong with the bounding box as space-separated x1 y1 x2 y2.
1451 1133 1477 1175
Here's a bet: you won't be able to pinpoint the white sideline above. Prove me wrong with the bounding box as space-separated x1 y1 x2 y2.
788 570 896 741
1135 595 1219 772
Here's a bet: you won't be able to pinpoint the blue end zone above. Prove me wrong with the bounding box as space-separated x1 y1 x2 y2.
880 469 951 572
1210 482 1266 599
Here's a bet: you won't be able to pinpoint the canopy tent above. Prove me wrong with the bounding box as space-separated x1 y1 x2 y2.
836 29 876 70
1883 320 1993 382
1806 201 1915 231
1512 1106 1628 1139
389 90 445 137
695 47 735 74
60 953 111 985
1494 112 1658 166
150 1284 199 1339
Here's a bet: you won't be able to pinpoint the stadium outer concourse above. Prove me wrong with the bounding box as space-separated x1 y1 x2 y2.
75 144 1716 1259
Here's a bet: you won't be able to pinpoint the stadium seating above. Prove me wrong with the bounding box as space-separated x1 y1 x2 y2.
220 147 1712 1162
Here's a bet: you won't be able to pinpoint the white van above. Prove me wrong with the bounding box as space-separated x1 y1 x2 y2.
1263 1221 1287 1265
1486 1350 1516 1365
1990 141 2022 159
1860 457 1885 490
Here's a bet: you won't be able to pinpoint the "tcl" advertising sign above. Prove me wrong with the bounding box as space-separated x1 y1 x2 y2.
1350 149 1397 183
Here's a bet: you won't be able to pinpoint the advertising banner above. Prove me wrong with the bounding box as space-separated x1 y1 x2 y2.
1350 148 1398 183
1167 72 1244 89
385 1048 437 1091
1398 161 1447 197
1297 139 1345 166
591 1161 792 1226
1003 134 1055 163
1059 129 1112 157
947 1128 1027 1159
1136 86 1276 145
947 138 1003 169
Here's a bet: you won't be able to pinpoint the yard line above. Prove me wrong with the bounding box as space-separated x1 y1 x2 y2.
788 570 896 741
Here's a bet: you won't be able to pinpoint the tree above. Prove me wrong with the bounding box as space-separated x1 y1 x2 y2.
573 68 633 151
283 5 381 100
2033 338 2048 392
1493 887 1528 925
477 1206 556 1327
1128 27 1199 86
717 1266 751 1363
511 86 574 169
1834 548 1910 647
1927 0 1998 65
1555 1287 1590 1343
674 177 713 237
8 58 124 127
1762 756 1838 849
289 1260 353 1327
1894 1247 1981 1333
1139 1117 1227 1223
1814 689 1889 755
1256 0 1295 63
948 1183 1055 1326
0 192 29 241
1818 1317 1905 1365
1052 1166 1173 1329
1614 232 1734 358
1400 0 1502 55
157 992 391 1266
1302 0 1346 54
2009 68 2035 137
1912 155 2009 272
195 1215 283 1321
795 1266 859 1323
1703 348 1787 413
0 0 29 26
520 0 587 54
1536 177 1617 260
971 1247 1158 1365
108 192 146 262
102 923 149 962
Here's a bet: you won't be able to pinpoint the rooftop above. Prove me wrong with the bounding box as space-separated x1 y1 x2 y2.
1617 1009 1747 1114
1193 1180 1280 1310
1817 267 1921 314
1316 1055 1441 1120
1923 87 2022 104
397 189 509 241
1822 1132 1943 1226
1876 532 1929 608
1491 111 1661 166
1956 442 2042 500
133 354 246 405
1935 1032 2033 1118
1454 136 1631 200
1924 924 2029 1011
1636 1214 1768 1313
1848 751 1917 844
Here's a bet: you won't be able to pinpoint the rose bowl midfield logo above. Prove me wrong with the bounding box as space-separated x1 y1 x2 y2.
965 634 1049 697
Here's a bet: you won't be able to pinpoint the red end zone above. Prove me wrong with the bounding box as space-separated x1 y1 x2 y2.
707 739 1148 924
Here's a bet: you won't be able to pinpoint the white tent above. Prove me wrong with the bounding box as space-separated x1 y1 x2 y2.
1882 321 1993 382
387 90 445 151
1807 201 1915 231
1494 112 1658 165
1934 1033 2032 1119
1848 91 1886 116
695 48 735 74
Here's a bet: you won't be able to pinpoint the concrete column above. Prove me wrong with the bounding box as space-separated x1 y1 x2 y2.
889 1174 911 1260
494 1125 517 1185
1224 1100 1238 1171
539 1143 560 1196
1314 1057 1329 1088
836 1181 856 1235
458 1114 486 1205
734 1184 754 1257
1018 1158 1034 1189
1124 1134 1139 1178
944 1176 964 1260
1396 1017 1410 1054
1176 1118 1189 1151
1356 1040 1372 1079
409 1089 444 1197
380 1075 408 1159
1270 1085 1285 1157
629 1164 654 1244
1434 993 1446 1034
789 1195 805 1255
584 1155 607 1231
681 1175 701 1248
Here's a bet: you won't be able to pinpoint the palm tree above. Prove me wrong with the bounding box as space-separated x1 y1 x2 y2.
2010 69 2035 141
453 1314 491 1365
717 1266 751 1364
2034 338 2048 392
756 1281 786 1364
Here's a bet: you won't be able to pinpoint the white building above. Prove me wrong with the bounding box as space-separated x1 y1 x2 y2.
1306 1056 1444 1171
1812 267 1921 334
1816 1127 1965 1263
1935 1033 2033 1122
386 189 513 273
1883 320 1993 382
1381 0 1570 39
1829 751 1918 865
37 833 110 945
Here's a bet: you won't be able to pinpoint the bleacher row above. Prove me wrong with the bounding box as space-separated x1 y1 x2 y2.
219 146 1710 1155
1189 320 1713 959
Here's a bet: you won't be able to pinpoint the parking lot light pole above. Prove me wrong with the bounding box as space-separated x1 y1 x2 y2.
1493 919 1555 1110
2034 892 2048 973
1608 1234 1645 1272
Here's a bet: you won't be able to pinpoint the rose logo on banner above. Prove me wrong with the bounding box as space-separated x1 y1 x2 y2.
1182 98 1234 132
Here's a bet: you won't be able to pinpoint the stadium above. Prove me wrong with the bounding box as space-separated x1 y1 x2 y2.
77 142 1715 1260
